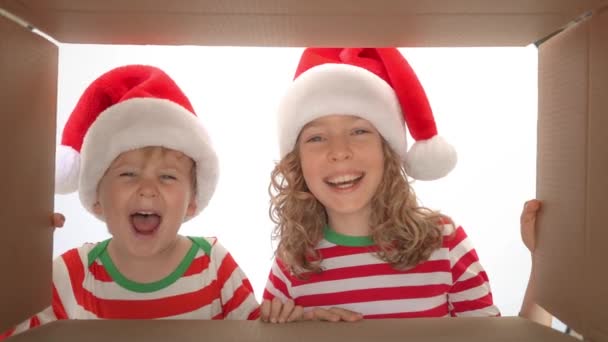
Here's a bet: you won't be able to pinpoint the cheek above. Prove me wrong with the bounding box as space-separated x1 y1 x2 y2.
299 157 320 186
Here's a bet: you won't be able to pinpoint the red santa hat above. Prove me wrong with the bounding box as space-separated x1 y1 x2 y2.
277 48 457 180
55 64 218 220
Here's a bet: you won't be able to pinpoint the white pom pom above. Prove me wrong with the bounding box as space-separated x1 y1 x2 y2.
55 145 80 194
405 135 457 181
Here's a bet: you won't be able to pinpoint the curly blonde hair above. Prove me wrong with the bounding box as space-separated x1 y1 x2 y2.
269 139 447 278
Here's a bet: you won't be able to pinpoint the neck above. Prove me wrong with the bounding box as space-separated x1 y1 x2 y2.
107 235 191 283
326 207 372 236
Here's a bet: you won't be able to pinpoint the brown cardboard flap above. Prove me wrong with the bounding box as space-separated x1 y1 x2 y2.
7 317 577 342
537 6 608 341
585 6 608 341
0 14 57 332
536 11 589 334
0 0 602 46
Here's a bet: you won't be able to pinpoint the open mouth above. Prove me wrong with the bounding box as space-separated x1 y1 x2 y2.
130 211 162 236
324 173 364 189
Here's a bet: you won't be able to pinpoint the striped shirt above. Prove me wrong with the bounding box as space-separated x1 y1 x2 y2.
263 224 500 318
2 236 259 339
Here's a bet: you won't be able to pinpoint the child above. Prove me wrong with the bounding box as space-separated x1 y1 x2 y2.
260 48 547 323
2 65 259 339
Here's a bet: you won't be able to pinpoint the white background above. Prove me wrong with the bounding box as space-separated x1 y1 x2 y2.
53 44 540 320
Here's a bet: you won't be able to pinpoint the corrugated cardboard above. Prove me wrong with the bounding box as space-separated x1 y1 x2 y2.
536 6 608 342
5 317 578 342
0 0 607 341
0 0 603 46
0 14 57 333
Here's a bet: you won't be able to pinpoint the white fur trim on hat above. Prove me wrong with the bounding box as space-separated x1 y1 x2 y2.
78 98 218 221
277 63 407 159
405 135 457 181
55 145 80 194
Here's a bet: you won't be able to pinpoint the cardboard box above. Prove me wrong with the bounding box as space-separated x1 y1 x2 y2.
0 1 606 341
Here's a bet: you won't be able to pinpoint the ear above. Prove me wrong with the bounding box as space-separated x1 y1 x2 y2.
185 196 197 219
92 201 103 217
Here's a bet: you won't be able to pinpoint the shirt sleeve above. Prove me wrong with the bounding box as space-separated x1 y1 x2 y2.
446 225 501 317
262 257 294 302
210 240 260 320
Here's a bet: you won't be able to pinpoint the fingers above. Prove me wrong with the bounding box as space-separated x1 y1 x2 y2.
260 299 271 322
304 308 340 322
277 299 295 323
286 304 304 322
304 307 363 322
269 297 283 323
521 199 542 253
52 213 66 228
261 300 362 323
328 307 363 322
521 200 541 225
526 199 541 212
261 298 303 323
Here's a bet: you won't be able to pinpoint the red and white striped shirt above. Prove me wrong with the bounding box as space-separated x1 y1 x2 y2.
2 236 260 339
263 224 500 318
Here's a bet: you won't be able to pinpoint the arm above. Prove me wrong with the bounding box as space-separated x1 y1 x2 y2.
261 257 300 323
518 200 552 326
261 257 362 323
211 241 260 320
447 225 501 317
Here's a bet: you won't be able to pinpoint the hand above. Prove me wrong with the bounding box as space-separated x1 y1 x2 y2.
520 199 541 252
52 213 66 228
303 307 363 322
260 298 304 323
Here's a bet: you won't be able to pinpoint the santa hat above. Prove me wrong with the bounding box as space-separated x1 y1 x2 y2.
55 64 218 220
277 48 457 180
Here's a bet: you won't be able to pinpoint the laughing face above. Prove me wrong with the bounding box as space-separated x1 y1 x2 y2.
93 146 197 258
297 115 384 228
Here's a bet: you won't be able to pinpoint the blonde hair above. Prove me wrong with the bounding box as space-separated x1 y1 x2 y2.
269 139 446 277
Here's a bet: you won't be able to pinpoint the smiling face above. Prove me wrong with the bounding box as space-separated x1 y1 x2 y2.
297 114 384 230
93 146 197 258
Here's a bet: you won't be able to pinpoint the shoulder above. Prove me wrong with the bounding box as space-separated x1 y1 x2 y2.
54 241 104 266
437 215 471 250
52 241 107 280
189 236 229 257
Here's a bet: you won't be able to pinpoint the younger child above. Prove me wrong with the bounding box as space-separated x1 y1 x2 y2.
260 48 545 323
2 65 259 339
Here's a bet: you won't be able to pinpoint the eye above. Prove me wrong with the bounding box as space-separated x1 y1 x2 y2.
305 135 324 143
160 174 177 181
119 171 136 177
353 128 370 135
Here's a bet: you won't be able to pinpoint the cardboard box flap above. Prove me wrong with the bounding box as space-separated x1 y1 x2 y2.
585 7 608 341
536 6 608 341
0 13 58 333
7 317 578 342
0 0 602 46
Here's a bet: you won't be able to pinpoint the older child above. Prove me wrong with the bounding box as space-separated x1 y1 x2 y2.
260 48 547 323
2 65 259 339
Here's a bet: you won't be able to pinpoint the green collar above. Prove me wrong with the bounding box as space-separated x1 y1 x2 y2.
323 225 374 247
87 237 203 293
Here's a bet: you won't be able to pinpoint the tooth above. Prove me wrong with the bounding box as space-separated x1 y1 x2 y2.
328 174 360 184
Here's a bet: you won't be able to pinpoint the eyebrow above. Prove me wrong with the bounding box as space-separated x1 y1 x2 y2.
301 121 322 131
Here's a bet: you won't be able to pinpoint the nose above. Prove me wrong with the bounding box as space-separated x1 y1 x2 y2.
328 138 352 162
138 179 158 198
